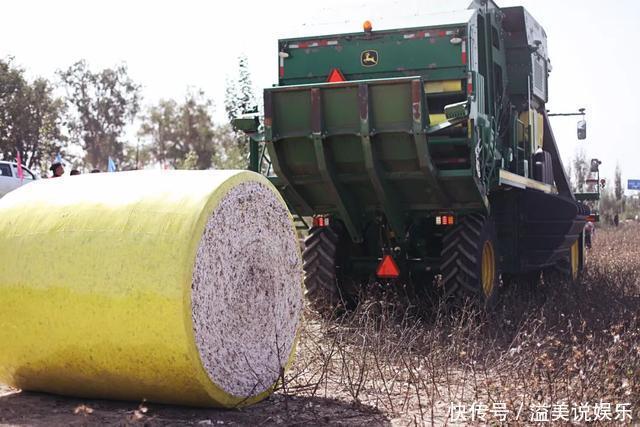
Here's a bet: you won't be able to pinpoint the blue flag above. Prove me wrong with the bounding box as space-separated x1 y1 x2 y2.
107 157 116 172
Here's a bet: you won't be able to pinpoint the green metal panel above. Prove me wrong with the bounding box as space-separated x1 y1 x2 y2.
279 26 468 86
264 77 486 241
310 88 363 241
358 83 405 238
272 91 311 136
322 87 359 132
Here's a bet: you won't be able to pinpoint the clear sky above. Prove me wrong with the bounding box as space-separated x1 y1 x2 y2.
1 0 639 189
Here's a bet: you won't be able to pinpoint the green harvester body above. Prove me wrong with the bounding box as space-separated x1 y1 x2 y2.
242 1 589 297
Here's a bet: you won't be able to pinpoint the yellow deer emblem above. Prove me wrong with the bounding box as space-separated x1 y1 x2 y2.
361 50 379 67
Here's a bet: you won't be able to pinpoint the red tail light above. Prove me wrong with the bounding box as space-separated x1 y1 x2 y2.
312 216 328 227
376 254 400 279
435 215 455 225
586 214 599 222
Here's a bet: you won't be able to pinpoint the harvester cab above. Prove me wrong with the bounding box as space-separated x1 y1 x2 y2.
235 0 589 309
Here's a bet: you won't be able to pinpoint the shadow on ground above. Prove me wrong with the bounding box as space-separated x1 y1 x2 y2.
0 387 390 426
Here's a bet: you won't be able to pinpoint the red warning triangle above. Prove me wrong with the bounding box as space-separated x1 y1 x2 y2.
326 68 346 83
376 254 400 279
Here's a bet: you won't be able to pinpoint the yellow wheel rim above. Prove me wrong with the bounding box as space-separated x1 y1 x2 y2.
570 240 579 280
481 240 496 297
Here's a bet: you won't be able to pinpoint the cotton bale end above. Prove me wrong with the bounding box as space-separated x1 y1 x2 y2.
0 170 303 407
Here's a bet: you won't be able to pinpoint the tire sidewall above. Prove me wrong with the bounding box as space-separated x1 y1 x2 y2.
475 218 500 308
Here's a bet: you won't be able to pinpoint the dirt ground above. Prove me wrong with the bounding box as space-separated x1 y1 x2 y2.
0 384 389 426
1 225 639 426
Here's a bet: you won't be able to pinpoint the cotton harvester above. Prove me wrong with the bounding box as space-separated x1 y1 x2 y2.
235 0 590 308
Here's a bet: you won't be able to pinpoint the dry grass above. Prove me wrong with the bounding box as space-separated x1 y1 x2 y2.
278 225 640 424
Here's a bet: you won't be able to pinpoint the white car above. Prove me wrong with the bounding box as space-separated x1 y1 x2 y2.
0 160 38 198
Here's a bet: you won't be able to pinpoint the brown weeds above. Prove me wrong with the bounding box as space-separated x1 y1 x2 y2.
278 225 640 424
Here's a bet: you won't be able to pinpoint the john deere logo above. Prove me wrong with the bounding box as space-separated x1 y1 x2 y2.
361 50 379 67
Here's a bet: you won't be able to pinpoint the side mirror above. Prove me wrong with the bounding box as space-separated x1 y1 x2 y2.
577 119 587 140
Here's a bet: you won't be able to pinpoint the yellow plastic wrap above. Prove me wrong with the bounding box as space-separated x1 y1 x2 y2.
0 170 301 407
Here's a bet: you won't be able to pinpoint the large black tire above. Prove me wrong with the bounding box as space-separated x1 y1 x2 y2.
551 235 584 282
441 214 499 307
303 224 356 311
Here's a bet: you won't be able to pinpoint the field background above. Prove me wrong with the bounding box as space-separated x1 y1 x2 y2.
1 225 638 425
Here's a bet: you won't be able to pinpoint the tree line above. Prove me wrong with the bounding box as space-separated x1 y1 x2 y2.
0 55 256 174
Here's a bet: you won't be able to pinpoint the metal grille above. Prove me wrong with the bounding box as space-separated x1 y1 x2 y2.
532 57 546 100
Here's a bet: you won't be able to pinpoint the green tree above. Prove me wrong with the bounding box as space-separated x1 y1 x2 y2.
614 163 627 216
180 150 199 170
624 194 639 220
211 124 248 169
139 90 218 169
180 89 216 170
0 58 66 173
140 88 251 170
614 163 623 201
571 148 589 193
222 55 257 169
137 99 183 167
59 60 141 171
224 54 257 122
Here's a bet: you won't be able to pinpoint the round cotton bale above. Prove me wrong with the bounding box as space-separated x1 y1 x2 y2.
0 170 303 407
